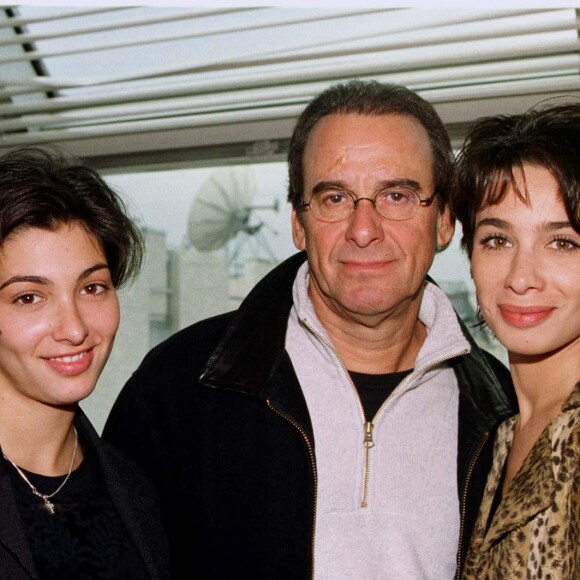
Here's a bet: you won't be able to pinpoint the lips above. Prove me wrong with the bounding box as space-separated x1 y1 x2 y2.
344 261 386 268
499 304 556 328
44 348 94 376
340 259 396 271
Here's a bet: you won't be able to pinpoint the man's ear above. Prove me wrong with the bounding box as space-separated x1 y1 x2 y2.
436 204 455 252
291 207 306 250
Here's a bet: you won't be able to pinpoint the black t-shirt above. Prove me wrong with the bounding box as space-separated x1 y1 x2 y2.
349 368 414 421
5 445 149 580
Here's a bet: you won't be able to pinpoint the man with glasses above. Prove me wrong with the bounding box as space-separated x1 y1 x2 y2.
104 80 516 579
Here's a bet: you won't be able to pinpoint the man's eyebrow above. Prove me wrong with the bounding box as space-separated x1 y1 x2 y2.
0 263 110 292
377 178 422 191
311 181 349 196
311 178 422 196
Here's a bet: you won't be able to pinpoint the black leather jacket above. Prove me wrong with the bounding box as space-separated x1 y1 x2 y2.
103 251 516 580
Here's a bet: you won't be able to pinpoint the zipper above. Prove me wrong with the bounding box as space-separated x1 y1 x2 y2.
299 316 469 510
298 318 371 507
267 398 318 580
361 421 374 508
358 350 468 508
455 431 488 580
373 350 470 418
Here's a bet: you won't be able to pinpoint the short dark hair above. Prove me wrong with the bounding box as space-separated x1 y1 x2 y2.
287 79 453 210
0 146 144 287
450 102 580 256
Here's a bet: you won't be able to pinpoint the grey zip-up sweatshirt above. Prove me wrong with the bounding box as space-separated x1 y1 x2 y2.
286 262 471 579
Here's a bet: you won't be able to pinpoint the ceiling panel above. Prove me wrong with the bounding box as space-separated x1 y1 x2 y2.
0 5 579 171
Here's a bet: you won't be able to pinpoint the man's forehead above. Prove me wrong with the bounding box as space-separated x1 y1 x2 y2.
303 112 435 184
309 111 427 137
306 112 432 152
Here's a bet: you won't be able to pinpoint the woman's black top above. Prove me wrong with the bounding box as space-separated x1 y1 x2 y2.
4 445 149 580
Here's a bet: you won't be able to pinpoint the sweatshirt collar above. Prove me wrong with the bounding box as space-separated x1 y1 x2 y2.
292 262 471 370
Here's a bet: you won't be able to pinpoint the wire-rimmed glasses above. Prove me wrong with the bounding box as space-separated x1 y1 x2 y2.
300 187 437 223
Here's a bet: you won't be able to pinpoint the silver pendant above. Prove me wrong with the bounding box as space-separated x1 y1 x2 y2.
34 491 56 515
42 498 55 515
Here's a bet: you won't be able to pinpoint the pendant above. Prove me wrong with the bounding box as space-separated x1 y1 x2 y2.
33 491 56 515
41 497 55 515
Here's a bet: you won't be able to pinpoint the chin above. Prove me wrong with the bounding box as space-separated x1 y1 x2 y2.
342 299 389 315
502 337 575 360
342 289 399 312
52 382 99 406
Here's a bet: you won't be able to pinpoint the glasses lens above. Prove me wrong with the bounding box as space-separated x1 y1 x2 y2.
306 188 425 222
374 188 420 221
310 191 353 222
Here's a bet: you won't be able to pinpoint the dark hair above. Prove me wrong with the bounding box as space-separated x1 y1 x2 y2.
451 102 580 256
287 79 453 210
0 146 144 287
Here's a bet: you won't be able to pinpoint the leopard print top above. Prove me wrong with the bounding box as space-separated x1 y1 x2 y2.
463 383 580 579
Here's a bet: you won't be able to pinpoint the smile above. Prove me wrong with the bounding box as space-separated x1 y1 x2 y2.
499 305 556 328
341 260 394 270
49 351 89 363
44 348 94 376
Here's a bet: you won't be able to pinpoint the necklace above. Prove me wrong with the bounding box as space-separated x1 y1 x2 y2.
2 427 78 515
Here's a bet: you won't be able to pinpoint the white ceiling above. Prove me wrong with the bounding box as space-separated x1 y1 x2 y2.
1 5 579 172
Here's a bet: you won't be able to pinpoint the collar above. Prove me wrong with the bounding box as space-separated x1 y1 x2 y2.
201 251 514 423
563 382 580 412
200 251 307 397
291 262 472 375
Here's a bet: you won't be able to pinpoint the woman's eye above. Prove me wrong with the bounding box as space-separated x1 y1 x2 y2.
82 283 107 295
548 237 580 252
15 293 41 306
479 234 511 249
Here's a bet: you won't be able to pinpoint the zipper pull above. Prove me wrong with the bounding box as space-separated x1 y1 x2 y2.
363 421 374 448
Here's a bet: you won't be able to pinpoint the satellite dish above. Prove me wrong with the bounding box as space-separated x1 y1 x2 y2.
188 167 278 261
188 167 257 252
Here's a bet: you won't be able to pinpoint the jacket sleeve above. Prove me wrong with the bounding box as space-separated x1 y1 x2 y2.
102 368 167 488
102 313 232 497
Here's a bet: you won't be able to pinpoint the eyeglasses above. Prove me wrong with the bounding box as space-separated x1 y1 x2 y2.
300 187 437 223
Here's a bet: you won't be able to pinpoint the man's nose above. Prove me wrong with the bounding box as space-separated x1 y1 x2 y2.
345 198 384 247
